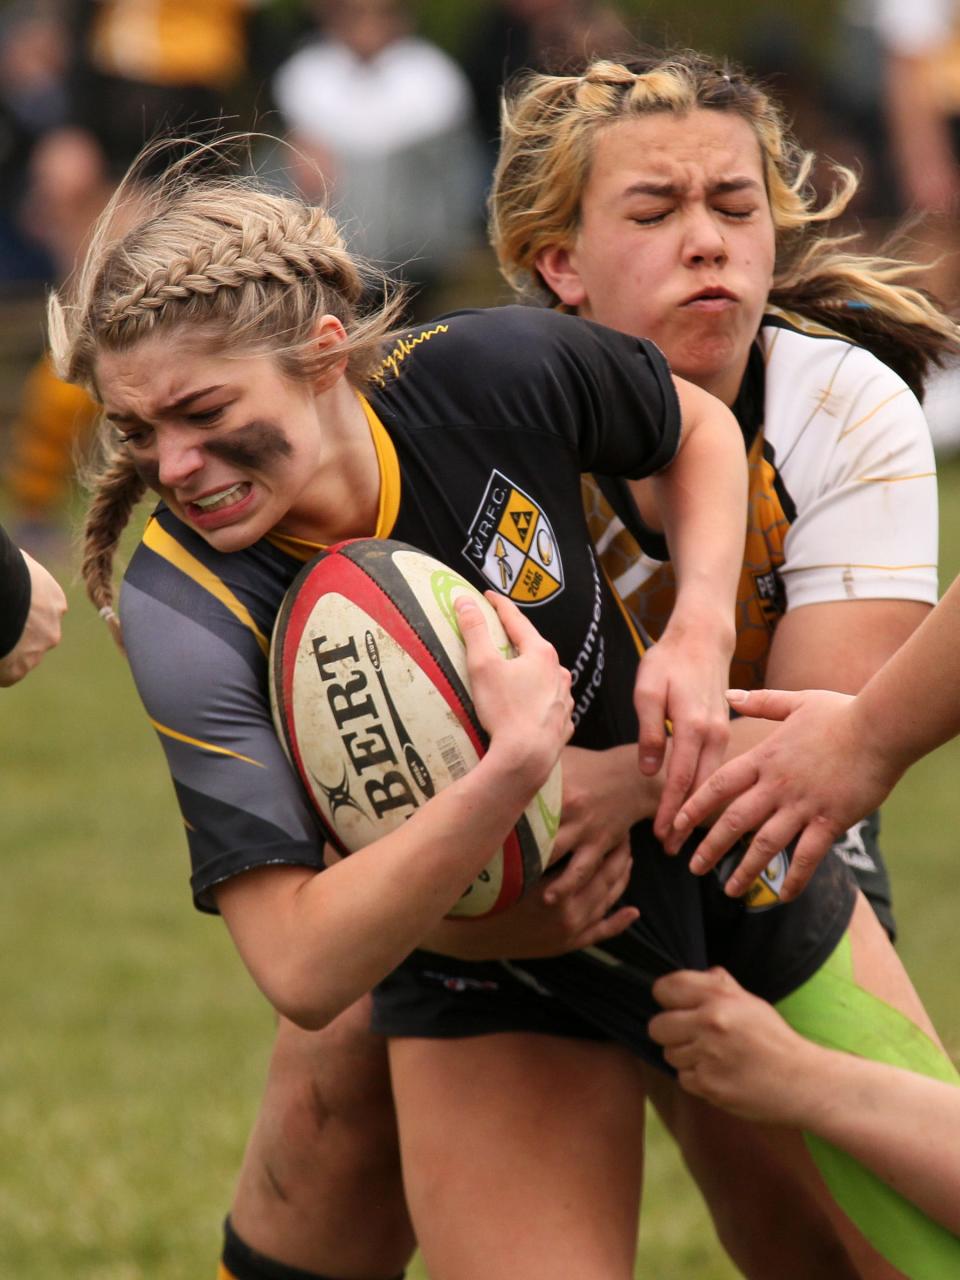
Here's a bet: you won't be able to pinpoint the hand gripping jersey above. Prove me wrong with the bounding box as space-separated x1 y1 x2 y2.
582 307 939 938
119 305 856 1068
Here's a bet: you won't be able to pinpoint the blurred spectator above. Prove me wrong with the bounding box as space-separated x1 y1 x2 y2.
823 1 902 225
26 0 254 279
874 0 960 454
463 0 628 167
877 0 960 231
874 0 960 304
0 2 69 285
3 0 255 551
3 357 98 561
272 0 484 314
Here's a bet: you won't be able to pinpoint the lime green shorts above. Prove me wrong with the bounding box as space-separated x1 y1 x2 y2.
776 932 960 1278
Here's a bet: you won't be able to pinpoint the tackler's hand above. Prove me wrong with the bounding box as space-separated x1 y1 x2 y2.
634 626 731 844
668 687 900 902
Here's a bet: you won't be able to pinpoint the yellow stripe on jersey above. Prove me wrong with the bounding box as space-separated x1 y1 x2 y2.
765 305 846 342
839 388 908 439
265 529 324 561
149 716 266 768
600 562 648 657
763 324 782 366
790 561 936 572
142 518 271 655
583 434 792 691
361 394 401 536
856 472 937 484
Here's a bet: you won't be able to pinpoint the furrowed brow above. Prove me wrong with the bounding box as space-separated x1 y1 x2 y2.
105 384 228 424
708 178 763 196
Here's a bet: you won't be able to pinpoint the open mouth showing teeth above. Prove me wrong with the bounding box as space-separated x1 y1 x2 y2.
191 482 250 513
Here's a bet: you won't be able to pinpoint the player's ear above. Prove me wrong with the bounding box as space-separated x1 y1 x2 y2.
311 314 350 390
535 246 588 310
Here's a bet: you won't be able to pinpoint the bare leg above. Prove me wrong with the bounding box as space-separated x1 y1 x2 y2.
645 1070 864 1279
389 1032 646 1280
229 996 415 1279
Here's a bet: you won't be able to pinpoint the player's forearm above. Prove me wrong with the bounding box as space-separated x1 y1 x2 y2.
259 748 544 1028
795 1044 960 1234
644 379 745 647
847 576 960 777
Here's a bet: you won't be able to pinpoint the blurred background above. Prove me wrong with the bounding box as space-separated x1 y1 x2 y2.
1 2 959 1277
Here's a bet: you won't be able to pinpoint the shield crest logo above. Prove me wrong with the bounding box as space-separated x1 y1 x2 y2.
462 470 564 605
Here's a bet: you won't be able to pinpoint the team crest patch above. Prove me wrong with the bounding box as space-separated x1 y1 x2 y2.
462 470 564 605
742 849 790 911
716 846 790 911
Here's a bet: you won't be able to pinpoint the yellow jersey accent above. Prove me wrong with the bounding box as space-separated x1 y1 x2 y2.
376 323 450 383
791 561 936 572
856 472 937 485
584 431 789 689
839 388 908 439
361 394 401 536
765 304 844 342
142 518 271 655
149 717 266 768
264 529 324 561
599 561 647 658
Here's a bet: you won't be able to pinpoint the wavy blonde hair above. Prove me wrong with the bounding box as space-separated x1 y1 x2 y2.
491 52 958 393
51 140 405 636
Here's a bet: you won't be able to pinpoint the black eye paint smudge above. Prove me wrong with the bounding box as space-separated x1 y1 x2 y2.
131 458 160 490
205 420 294 469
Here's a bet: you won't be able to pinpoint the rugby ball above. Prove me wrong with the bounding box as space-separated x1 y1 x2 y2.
269 538 562 918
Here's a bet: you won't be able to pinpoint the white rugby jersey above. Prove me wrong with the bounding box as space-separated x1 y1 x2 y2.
586 308 938 689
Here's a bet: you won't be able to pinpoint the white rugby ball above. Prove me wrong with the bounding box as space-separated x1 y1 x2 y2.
270 538 562 918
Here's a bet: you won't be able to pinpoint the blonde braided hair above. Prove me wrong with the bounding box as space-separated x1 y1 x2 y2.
51 139 405 640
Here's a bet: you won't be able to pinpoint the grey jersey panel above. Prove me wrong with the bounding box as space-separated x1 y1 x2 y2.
120 579 325 910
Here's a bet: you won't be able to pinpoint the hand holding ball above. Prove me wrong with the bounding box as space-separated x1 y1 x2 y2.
270 539 565 917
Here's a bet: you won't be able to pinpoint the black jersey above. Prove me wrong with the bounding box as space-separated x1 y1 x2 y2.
119 304 856 1065
120 306 679 910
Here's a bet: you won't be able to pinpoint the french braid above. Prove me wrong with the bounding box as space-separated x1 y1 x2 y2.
79 449 146 649
49 140 406 640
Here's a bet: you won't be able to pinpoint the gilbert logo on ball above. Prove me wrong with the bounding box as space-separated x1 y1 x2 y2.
270 538 562 918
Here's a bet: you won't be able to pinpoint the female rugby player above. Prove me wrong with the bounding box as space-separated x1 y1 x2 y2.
362 52 960 1280
56 141 747 1280
170 54 960 1280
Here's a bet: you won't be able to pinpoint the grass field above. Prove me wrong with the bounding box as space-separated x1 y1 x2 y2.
2 457 960 1279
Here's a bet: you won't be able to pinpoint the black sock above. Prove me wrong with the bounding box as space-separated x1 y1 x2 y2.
220 1216 404 1280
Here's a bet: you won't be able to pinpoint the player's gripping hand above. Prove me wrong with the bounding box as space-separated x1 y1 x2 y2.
540 744 658 903
667 687 900 901
634 623 732 844
0 551 68 687
425 838 638 960
456 591 574 796
649 967 817 1124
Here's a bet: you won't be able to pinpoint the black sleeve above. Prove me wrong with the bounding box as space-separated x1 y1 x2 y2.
545 312 681 478
0 523 31 658
422 307 681 479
